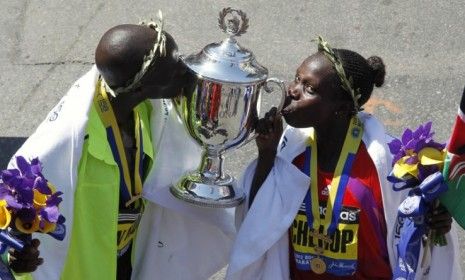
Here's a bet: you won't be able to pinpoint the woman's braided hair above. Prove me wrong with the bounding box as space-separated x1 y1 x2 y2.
333 49 386 107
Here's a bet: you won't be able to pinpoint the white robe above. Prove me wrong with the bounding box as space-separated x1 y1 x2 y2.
226 114 462 280
9 66 235 280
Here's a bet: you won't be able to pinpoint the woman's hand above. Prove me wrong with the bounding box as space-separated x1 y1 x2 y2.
426 204 453 236
9 239 43 273
255 107 283 156
249 107 283 207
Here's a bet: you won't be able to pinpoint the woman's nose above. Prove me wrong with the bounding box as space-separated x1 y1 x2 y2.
287 83 299 99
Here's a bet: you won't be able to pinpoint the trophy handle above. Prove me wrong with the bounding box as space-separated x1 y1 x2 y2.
240 77 287 147
262 77 286 112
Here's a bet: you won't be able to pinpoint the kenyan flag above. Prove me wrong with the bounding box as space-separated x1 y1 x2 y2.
440 88 465 229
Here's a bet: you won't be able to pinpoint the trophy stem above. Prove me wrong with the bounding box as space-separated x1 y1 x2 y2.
170 149 245 208
198 149 225 181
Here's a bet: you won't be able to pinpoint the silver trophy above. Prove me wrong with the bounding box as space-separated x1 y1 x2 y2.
170 8 286 208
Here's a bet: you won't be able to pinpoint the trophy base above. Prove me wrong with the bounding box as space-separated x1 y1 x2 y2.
170 173 245 208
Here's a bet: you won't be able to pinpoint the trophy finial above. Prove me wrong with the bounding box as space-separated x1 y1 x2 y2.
218 7 249 37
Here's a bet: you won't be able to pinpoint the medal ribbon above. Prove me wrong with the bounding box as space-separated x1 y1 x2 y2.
393 171 448 279
305 117 363 236
94 80 144 207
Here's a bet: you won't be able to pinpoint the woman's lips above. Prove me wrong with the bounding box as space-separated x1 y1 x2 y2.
281 97 293 115
281 97 295 113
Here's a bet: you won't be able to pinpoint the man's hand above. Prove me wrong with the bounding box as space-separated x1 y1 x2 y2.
9 239 43 273
427 204 453 236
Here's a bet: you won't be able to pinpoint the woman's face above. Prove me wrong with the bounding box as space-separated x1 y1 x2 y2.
282 53 346 128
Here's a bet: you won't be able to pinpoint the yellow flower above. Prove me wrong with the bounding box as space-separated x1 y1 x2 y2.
393 155 419 179
418 147 446 167
33 189 48 210
39 220 56 233
0 200 12 230
47 182 57 193
15 216 40 234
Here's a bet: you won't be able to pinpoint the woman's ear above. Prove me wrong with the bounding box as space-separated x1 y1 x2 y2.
335 100 355 117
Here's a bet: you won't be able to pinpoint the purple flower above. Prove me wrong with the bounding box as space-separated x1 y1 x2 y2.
413 121 432 141
46 191 63 207
388 122 446 166
16 207 36 223
29 158 43 176
1 156 47 189
388 121 446 189
40 206 60 223
0 183 22 209
0 183 10 198
15 156 42 179
0 156 65 237
402 128 416 150
33 177 51 195
0 156 53 209
57 215 65 224
388 138 402 154
41 192 64 224
412 122 445 151
16 186 34 206
0 169 21 187
3 196 23 210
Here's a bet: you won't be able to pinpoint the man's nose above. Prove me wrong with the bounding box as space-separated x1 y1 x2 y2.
176 59 188 75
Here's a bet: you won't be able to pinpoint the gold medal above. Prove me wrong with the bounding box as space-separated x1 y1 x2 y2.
310 257 326 274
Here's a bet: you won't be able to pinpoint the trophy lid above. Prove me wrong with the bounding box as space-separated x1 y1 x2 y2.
182 8 268 84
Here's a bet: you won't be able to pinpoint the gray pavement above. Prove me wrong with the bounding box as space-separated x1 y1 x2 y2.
1 0 464 278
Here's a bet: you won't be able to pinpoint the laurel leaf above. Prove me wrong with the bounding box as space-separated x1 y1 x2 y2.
315 35 361 111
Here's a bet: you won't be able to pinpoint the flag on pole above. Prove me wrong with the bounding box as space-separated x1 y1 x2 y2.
440 87 465 229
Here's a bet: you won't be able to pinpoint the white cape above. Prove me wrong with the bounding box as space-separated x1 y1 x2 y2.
9 66 235 280
226 114 462 280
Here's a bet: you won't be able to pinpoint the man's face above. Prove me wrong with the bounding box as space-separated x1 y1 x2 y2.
138 34 195 99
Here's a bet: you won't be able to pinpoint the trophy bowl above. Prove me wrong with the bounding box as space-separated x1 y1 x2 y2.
170 8 285 208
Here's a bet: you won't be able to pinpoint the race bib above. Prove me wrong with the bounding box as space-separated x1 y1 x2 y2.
291 203 360 276
117 208 142 256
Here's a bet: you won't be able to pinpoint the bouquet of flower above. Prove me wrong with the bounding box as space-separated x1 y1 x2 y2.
388 121 448 236
0 156 66 253
387 122 449 279
388 122 446 185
